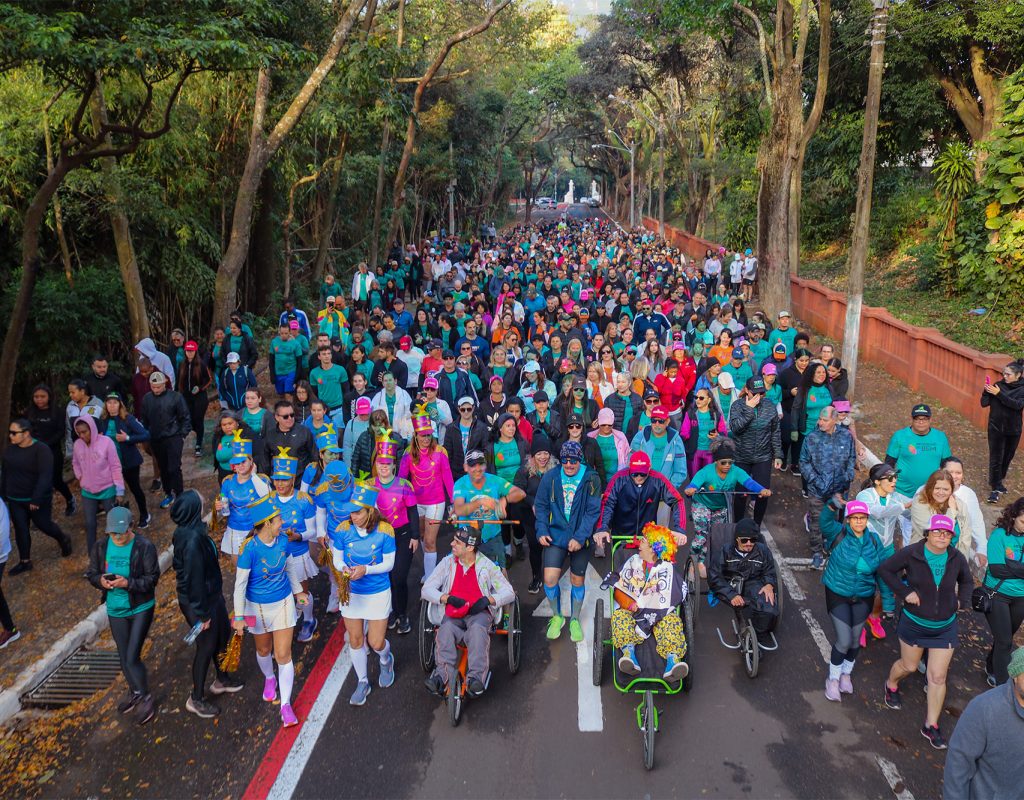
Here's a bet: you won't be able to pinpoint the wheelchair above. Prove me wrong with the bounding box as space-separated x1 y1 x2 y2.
591 534 694 770
417 596 522 726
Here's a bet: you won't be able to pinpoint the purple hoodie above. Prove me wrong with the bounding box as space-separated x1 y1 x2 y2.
71 414 124 496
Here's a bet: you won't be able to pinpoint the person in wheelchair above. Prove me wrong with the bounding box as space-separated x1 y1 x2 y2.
422 526 515 699
594 452 687 551
707 518 779 648
607 525 689 682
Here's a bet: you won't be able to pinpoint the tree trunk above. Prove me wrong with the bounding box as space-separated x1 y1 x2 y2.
90 80 151 342
41 105 74 287
755 116 795 318
788 150 805 278
251 170 278 312
313 132 349 284
369 121 392 269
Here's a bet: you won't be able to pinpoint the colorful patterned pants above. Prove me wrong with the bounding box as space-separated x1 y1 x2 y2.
611 608 687 660
690 504 729 563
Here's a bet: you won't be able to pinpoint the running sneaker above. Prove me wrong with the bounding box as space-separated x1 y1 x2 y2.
60 536 73 557
618 645 640 675
569 618 583 643
527 578 542 595
379 655 395 688
159 494 175 509
801 489 809 499
866 616 886 640
884 683 902 709
0 628 21 649
791 465 802 477
987 490 1001 504
859 628 867 649
280 703 298 727
137 512 152 530
664 653 688 681
349 680 371 706
839 674 854 694
424 674 445 697
209 676 244 694
297 617 318 643
986 673 997 688
117 691 142 714
824 679 842 702
921 724 947 750
811 553 824 570
135 694 155 726
997 483 1008 495
396 616 412 635
262 676 278 702
467 677 485 697
185 696 219 718
546 615 565 640
194 446 202 458
387 612 398 631
8 561 32 576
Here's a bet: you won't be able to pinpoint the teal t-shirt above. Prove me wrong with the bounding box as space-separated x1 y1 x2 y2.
453 473 514 540
765 382 782 407
724 361 753 388
493 440 521 483
650 433 668 473
104 538 154 618
310 365 346 409
595 433 619 476
885 427 952 497
985 527 1024 597
696 409 714 451
242 408 266 436
750 339 771 364
270 337 303 375
802 384 832 435
767 326 797 355
621 396 634 432
688 463 757 510
904 547 956 629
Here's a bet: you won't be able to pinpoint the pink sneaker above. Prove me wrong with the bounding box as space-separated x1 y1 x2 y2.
280 703 298 727
825 678 842 702
263 676 278 702
839 674 854 694
859 628 867 648
866 616 886 640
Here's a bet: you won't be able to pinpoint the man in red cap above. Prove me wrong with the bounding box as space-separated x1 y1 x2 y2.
396 334 424 392
594 451 687 550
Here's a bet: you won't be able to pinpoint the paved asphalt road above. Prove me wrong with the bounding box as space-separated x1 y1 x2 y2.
38 212 986 798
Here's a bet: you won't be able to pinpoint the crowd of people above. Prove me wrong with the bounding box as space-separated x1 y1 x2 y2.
0 212 1022 792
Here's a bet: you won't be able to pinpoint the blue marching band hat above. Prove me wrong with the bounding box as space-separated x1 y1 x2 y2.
272 447 298 480
229 429 253 465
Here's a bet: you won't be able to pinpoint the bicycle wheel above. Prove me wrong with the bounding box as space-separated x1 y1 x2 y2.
448 675 462 727
742 624 759 678
418 601 436 673
641 690 656 770
681 595 695 692
684 555 700 627
507 596 522 675
592 598 606 687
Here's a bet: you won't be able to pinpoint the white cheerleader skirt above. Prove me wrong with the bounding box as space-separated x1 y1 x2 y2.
288 551 320 582
221 526 250 556
244 594 297 634
341 588 392 621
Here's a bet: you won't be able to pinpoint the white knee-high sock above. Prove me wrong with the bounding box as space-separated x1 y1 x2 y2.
301 598 314 622
374 640 392 663
256 653 275 679
841 659 856 675
423 551 438 579
351 645 368 682
278 660 295 705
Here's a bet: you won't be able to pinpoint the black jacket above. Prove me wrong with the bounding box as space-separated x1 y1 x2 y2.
878 541 973 624
371 358 409 391
170 492 224 625
604 391 643 431
527 408 563 444
261 424 316 476
728 396 782 464
140 390 191 440
982 380 1024 435
442 418 491 480
708 539 778 609
87 532 160 612
84 370 129 406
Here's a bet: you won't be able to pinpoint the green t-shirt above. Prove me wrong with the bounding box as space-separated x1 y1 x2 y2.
385 393 397 426
650 432 668 474
595 433 619 476
985 527 1024 597
688 463 757 510
493 440 521 483
310 365 346 409
767 326 797 355
724 361 753 388
885 427 952 496
270 337 303 375
620 395 634 432
696 409 715 451
925 546 947 585
765 382 782 407
717 388 734 421
453 473 514 540
750 339 771 364
104 538 154 618
802 384 832 435
242 408 265 436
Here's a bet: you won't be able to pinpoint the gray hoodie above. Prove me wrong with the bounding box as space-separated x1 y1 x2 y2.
944 680 1024 799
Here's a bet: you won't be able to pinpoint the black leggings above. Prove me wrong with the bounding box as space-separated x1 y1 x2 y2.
108 607 154 695
825 588 872 667
9 498 67 562
985 593 1024 683
49 444 73 505
189 596 231 702
151 436 184 497
390 525 415 617
734 459 773 524
520 510 542 581
987 428 1021 491
0 563 14 632
185 392 209 450
123 465 149 520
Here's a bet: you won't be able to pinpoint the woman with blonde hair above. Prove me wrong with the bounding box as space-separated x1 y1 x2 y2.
586 361 614 408
630 357 654 398
911 469 972 560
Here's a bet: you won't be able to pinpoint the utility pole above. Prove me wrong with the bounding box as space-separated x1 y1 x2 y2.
657 126 665 236
448 140 456 235
628 142 635 229
842 0 889 398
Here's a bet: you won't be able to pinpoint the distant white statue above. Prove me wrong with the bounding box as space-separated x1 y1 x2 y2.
590 179 599 201
564 179 575 205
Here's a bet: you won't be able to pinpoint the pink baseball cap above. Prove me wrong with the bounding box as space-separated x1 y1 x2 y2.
597 407 614 425
844 500 870 517
423 376 439 390
288 320 300 330
761 364 777 376
927 514 955 533
355 397 372 414
833 399 851 413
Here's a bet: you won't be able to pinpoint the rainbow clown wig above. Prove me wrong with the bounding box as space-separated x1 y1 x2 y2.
640 522 678 563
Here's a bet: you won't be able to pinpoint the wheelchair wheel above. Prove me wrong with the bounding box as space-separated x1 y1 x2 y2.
684 555 699 627
641 690 656 770
592 599 606 686
742 624 759 678
507 596 522 675
776 582 784 618
681 595 695 693
448 675 462 727
418 601 436 673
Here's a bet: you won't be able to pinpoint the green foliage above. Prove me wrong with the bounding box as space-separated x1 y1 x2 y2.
931 140 975 293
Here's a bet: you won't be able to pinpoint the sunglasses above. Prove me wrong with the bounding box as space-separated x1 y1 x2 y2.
644 398 656 404
568 424 583 430
881 475 897 481
573 388 586 393
563 458 581 465
459 406 474 412
277 412 294 419
736 537 756 545
652 419 667 424
8 429 23 436
717 459 734 466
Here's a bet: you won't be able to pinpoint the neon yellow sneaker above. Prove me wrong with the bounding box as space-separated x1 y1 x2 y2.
546 615 565 640
569 618 584 642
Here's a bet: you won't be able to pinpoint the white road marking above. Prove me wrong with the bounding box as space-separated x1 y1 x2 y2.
761 525 830 665
875 756 917 800
534 564 607 732
267 646 352 800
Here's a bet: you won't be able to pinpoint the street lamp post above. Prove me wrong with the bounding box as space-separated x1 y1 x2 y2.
592 134 635 229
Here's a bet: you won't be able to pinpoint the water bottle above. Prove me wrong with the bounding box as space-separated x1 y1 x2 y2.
184 621 204 646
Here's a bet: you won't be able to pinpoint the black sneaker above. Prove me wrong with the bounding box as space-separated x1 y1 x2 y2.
149 479 162 492
117 691 143 714
790 465 802 477
193 447 202 458
135 694 156 726
884 683 902 710
9 560 33 576
467 677 485 697
527 578 542 594
997 483 1008 495
987 490 1001 504
59 536 73 557
387 613 398 631
424 674 445 698
986 673 997 688
65 497 78 517
920 724 947 750
209 675 245 695
137 513 152 530
185 695 220 718
396 615 412 635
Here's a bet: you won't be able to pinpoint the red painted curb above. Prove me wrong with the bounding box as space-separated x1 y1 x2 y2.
240 621 347 800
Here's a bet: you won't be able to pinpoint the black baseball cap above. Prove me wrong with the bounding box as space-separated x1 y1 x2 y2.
746 377 767 395
454 526 481 548
465 450 486 466
911 404 931 418
442 349 455 359
533 390 549 403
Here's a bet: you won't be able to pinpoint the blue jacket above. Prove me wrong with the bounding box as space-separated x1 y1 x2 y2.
820 506 886 598
220 365 257 411
799 426 855 499
597 468 686 537
629 427 688 486
534 467 603 547
99 414 150 470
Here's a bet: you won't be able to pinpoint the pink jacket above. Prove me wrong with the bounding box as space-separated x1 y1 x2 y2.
398 447 454 505
587 429 631 470
72 415 124 496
